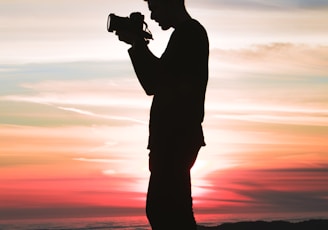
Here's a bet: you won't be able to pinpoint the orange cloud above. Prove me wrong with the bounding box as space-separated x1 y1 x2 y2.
195 165 328 215
211 43 328 75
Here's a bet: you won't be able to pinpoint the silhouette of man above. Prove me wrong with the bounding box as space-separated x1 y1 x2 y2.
115 0 208 229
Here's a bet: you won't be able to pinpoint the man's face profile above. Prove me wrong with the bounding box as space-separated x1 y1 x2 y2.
147 0 173 30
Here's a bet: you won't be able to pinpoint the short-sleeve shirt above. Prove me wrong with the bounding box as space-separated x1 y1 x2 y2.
148 19 209 150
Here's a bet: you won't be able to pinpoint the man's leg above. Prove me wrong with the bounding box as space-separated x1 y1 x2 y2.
146 146 200 230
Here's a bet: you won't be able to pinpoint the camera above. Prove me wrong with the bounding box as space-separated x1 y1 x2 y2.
107 12 153 41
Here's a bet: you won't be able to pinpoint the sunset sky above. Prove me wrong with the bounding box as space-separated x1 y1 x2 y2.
1 0 328 221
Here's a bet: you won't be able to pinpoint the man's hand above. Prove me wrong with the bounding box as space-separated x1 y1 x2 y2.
115 30 139 46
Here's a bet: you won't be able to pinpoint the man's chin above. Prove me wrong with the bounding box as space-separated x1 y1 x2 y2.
160 24 171 30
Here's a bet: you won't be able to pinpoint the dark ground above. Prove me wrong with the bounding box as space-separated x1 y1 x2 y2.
197 219 328 230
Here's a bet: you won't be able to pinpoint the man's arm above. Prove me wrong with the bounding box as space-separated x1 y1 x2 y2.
115 30 160 96
128 41 160 96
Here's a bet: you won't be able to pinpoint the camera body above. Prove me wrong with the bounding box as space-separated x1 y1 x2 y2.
107 12 152 40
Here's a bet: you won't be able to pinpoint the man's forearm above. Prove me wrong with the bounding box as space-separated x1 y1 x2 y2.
128 41 159 96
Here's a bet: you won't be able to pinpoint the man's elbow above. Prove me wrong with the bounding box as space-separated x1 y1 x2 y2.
145 89 154 96
142 84 155 96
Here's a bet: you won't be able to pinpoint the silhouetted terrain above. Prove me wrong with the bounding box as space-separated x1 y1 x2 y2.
197 219 328 230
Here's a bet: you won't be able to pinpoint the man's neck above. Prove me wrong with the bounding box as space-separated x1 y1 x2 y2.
172 8 192 28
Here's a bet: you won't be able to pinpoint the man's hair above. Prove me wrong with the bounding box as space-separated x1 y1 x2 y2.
144 0 185 4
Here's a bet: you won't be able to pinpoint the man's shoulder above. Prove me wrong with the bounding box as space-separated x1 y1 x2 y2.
177 19 207 34
173 19 208 45
164 18 209 57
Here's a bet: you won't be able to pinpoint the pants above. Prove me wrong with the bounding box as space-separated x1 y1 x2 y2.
146 144 201 230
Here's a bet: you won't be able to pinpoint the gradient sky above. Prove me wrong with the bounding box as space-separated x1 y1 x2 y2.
1 0 328 221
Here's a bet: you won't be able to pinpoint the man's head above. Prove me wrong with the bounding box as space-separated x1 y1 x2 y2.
144 0 187 30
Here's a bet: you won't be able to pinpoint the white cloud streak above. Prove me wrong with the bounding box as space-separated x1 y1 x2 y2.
57 106 147 125
73 158 122 163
